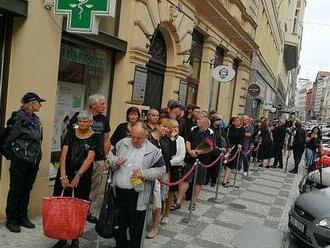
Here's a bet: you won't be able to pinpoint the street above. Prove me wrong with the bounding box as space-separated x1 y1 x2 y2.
0 158 307 248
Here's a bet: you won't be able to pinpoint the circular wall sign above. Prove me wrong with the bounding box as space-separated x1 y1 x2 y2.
247 83 261 97
212 65 236 83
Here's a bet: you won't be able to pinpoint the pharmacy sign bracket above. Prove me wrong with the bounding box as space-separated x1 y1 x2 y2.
54 0 116 34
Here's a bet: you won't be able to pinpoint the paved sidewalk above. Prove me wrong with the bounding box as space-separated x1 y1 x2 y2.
0 160 303 248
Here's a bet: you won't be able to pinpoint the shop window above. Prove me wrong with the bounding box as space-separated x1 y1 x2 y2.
49 40 113 178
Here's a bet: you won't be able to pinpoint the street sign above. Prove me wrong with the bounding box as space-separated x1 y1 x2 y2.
247 83 261 97
54 0 116 34
212 65 236 83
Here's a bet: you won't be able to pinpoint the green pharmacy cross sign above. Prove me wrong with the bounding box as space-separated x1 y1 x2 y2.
54 0 116 34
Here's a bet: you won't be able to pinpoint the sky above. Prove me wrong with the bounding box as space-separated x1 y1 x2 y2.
298 0 330 80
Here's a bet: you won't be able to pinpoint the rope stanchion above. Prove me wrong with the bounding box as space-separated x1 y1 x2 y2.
230 150 241 188
182 160 199 226
207 151 225 204
252 142 261 172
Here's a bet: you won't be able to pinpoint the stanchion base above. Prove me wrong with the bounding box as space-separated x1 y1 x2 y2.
207 197 224 204
229 185 240 189
181 217 198 227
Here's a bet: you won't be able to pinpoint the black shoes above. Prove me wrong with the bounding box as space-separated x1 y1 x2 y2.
289 169 298 174
52 240 67 248
86 213 98 224
70 240 79 248
6 222 21 233
19 218 36 229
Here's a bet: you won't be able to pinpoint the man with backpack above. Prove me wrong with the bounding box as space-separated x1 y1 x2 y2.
1 92 45 233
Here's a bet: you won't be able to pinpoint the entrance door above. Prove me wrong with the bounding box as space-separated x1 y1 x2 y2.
143 29 167 109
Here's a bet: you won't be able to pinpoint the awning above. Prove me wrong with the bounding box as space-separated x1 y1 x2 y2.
0 0 28 16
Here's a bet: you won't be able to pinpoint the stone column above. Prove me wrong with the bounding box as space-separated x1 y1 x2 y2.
196 37 217 110
231 61 252 116
217 50 236 121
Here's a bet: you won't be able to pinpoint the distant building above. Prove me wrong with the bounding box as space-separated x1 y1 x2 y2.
312 72 330 120
305 89 313 120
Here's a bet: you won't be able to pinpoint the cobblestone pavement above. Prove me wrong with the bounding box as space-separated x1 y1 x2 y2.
0 159 305 248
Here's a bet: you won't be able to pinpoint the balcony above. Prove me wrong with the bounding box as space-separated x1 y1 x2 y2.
0 0 27 16
284 33 299 70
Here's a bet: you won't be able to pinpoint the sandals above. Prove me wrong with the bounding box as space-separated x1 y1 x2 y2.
222 182 229 188
146 229 158 239
188 203 196 211
170 203 181 211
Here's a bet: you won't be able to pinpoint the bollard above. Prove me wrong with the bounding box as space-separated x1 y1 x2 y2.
207 153 224 204
231 150 241 188
182 160 199 225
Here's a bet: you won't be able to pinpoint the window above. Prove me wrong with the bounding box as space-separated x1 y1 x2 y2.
49 40 113 178
209 47 225 111
186 30 204 105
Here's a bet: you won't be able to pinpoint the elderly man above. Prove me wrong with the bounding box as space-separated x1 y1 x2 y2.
108 122 165 248
271 119 287 168
171 112 215 211
68 94 111 223
145 108 159 134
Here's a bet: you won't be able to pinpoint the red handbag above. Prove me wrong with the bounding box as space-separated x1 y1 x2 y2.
42 190 90 240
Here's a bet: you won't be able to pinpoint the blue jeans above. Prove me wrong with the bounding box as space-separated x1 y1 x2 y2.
305 148 316 169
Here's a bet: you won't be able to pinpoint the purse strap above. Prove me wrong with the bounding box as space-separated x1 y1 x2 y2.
60 188 75 197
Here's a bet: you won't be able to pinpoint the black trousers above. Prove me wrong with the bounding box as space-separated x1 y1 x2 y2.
115 188 146 248
273 144 284 167
206 162 220 186
293 148 304 171
6 159 39 222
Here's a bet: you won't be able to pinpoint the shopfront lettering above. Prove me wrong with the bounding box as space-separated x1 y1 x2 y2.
54 0 116 34
60 46 111 69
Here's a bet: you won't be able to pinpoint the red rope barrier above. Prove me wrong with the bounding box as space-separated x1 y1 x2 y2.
158 163 196 186
224 149 240 163
199 153 224 168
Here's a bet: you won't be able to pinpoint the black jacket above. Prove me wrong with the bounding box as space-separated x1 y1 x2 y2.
293 127 306 150
272 125 287 146
4 110 43 164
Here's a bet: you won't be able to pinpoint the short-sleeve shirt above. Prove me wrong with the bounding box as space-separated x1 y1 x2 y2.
63 131 97 172
185 126 215 164
68 112 110 161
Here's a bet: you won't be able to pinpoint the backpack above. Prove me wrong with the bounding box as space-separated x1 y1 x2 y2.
0 116 19 160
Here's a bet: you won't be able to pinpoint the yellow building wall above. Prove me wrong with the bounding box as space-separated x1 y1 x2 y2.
0 1 62 218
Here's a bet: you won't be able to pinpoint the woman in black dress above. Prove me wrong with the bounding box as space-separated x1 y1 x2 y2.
52 111 97 248
222 116 244 187
110 107 140 146
257 119 274 168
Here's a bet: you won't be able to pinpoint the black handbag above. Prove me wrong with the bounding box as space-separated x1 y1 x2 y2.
95 170 119 239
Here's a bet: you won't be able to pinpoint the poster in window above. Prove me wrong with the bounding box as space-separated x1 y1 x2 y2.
52 81 86 152
132 66 147 102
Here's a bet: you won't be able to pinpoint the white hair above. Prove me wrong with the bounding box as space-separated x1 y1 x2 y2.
88 94 105 107
77 110 93 121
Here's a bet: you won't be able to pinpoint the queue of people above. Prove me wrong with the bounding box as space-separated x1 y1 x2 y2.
2 92 323 248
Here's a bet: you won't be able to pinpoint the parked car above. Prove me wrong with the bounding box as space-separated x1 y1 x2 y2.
289 188 330 248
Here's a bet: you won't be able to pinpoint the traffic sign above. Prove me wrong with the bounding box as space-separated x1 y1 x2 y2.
247 83 261 97
54 0 116 34
212 65 236 83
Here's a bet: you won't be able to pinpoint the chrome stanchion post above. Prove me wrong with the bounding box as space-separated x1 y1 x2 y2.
231 150 241 188
207 152 224 204
140 182 155 248
182 160 199 226
285 149 291 173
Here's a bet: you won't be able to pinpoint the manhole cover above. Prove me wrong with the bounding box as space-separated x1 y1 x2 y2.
229 203 246 209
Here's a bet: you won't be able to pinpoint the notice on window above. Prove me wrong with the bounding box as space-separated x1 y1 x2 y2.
132 66 147 102
178 80 187 105
52 81 86 152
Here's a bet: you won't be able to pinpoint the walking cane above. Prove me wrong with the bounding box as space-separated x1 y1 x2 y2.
207 151 225 204
182 160 199 226
252 143 260 173
231 150 241 188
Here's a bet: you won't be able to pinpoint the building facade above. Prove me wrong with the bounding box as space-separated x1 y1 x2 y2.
305 88 313 120
245 0 306 119
0 0 260 217
294 78 312 120
310 71 330 120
